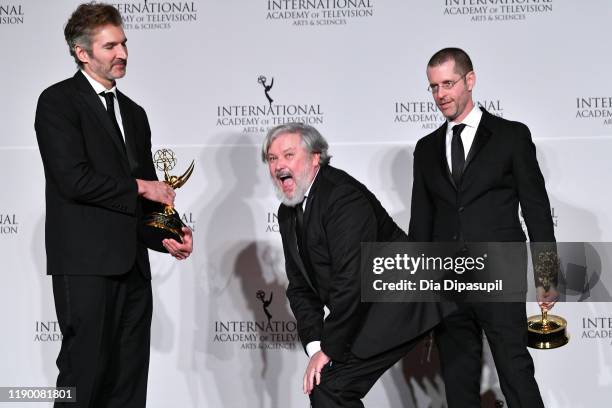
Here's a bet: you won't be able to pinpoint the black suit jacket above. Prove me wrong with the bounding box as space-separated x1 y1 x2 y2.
279 165 451 362
408 108 555 244
35 71 157 278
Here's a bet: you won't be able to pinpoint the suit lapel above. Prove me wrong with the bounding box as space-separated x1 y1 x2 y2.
435 123 457 190
464 110 492 173
302 176 318 234
74 72 131 175
286 208 318 295
299 169 322 290
117 91 140 174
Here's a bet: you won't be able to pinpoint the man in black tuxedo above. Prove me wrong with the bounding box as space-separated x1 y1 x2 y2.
262 123 451 407
35 4 192 407
408 47 557 407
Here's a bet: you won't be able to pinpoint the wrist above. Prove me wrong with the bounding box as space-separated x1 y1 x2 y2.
135 179 145 195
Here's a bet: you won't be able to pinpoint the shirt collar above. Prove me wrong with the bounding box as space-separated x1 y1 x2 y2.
299 167 321 210
304 167 320 200
81 69 118 96
448 104 482 130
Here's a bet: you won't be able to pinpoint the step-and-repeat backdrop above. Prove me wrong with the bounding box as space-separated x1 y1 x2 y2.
1 1 611 406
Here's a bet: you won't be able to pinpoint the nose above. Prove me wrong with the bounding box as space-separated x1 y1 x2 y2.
117 44 128 59
269 159 282 175
276 155 288 169
435 86 448 100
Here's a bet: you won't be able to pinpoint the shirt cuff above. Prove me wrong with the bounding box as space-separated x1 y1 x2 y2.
306 341 321 358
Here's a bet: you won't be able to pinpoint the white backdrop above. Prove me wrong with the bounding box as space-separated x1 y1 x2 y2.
1 1 611 407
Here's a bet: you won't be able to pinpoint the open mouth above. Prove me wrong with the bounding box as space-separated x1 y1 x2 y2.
277 172 294 190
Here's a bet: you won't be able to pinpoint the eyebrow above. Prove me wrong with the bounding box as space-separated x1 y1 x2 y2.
430 79 452 85
268 147 295 157
102 38 128 47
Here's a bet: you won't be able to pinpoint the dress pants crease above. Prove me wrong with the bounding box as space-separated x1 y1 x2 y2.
52 265 152 408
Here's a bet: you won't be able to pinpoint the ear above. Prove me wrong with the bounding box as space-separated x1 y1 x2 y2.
466 71 476 92
311 152 321 167
74 45 90 66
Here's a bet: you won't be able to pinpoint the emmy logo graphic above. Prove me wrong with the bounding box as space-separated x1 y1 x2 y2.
140 148 194 252
256 290 273 324
258 75 274 107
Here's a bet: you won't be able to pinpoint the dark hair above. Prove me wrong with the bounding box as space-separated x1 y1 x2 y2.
427 47 474 75
64 2 123 67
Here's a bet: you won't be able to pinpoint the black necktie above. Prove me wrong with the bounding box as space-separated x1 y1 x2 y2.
451 123 467 186
101 92 126 153
295 199 306 256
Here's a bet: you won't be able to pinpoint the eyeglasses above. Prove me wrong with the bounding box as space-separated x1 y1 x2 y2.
427 72 469 93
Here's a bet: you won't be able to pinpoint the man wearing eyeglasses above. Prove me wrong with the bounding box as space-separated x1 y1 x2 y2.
408 48 557 407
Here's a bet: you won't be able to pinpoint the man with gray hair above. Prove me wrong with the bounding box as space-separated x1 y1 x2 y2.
263 123 449 407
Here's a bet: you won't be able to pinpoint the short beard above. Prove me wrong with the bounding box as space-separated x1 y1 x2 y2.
271 165 312 208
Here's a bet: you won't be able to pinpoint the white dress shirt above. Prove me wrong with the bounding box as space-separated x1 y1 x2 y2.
445 105 483 171
81 69 126 141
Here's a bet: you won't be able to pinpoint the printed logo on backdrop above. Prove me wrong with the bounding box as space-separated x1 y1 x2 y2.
181 212 196 231
216 74 324 135
0 4 23 25
0 213 18 235
266 0 374 27
266 211 279 233
112 1 198 30
443 0 553 22
575 97 612 126
256 290 274 323
34 321 62 342
394 100 504 129
582 316 612 345
213 290 298 351
258 76 275 108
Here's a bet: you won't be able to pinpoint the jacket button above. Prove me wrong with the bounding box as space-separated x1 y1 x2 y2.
452 234 458 240
458 206 464 212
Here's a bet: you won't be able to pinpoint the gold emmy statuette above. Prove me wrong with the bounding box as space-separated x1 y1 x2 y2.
140 149 194 253
527 250 569 349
